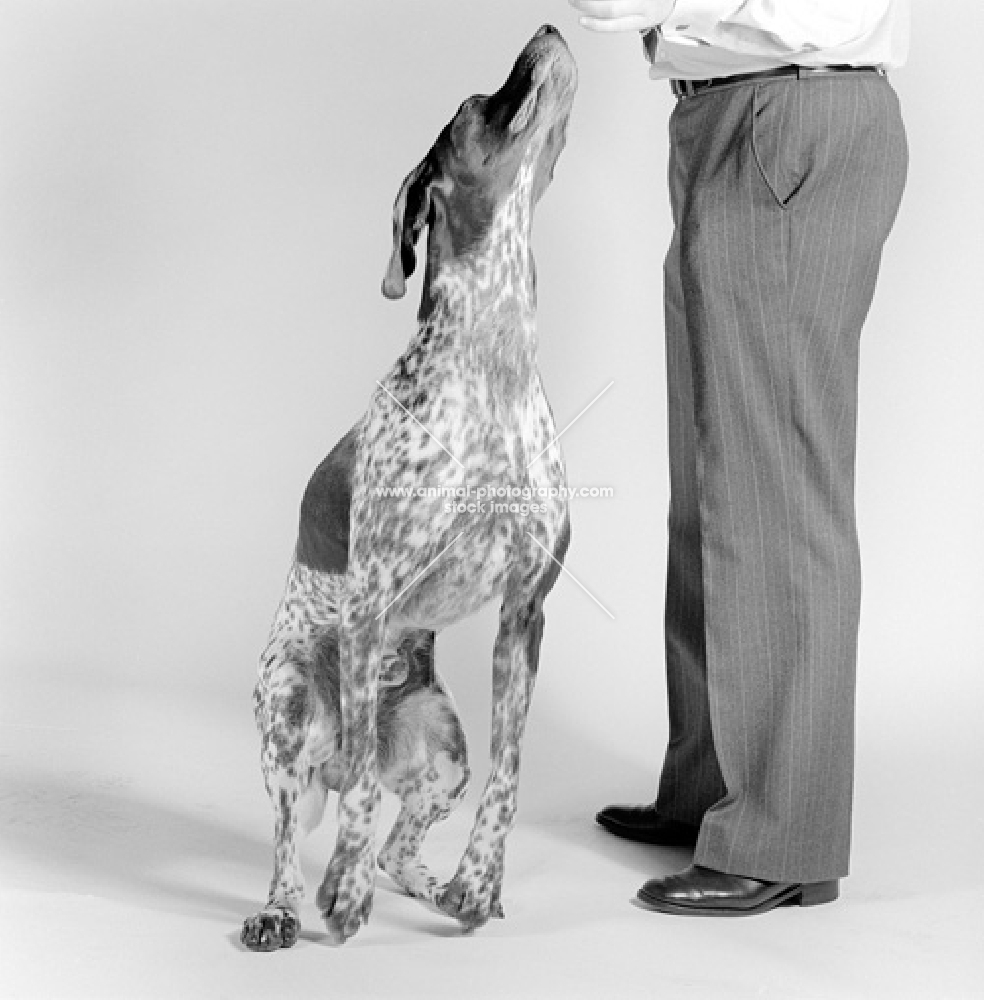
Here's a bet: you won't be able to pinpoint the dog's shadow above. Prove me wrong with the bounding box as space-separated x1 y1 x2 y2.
0 680 673 948
0 767 267 927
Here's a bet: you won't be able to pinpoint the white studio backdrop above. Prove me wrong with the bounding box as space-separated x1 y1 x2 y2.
1 0 982 823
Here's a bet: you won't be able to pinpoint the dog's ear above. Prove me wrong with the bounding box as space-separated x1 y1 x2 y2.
382 154 436 300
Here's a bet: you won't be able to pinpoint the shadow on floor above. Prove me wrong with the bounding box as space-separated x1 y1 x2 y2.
0 678 688 948
0 767 269 923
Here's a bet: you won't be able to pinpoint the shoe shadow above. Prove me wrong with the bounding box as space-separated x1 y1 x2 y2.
556 819 696 880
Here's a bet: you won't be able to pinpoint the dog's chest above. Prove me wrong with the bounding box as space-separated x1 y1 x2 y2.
354 321 566 626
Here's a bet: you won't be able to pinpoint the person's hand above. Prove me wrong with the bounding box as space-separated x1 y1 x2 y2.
568 0 676 32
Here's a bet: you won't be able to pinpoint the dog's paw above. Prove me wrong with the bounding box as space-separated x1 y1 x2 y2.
241 907 300 951
316 848 376 944
436 874 503 931
377 854 441 903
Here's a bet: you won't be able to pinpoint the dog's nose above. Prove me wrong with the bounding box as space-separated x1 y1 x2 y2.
534 24 558 39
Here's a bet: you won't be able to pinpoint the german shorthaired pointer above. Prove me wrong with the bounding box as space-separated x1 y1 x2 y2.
242 24 576 949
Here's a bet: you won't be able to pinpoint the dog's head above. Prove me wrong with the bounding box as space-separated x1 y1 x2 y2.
381 25 576 303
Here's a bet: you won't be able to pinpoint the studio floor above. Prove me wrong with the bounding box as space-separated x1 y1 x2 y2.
1 674 981 1000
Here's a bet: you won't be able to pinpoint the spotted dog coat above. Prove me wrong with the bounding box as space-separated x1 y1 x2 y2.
242 25 576 949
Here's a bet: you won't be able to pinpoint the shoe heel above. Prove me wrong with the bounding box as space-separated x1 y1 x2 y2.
798 880 839 906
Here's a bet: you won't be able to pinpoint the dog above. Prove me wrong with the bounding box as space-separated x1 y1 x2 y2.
241 24 576 950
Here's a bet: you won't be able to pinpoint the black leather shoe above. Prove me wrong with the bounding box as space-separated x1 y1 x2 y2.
636 864 839 917
595 803 699 847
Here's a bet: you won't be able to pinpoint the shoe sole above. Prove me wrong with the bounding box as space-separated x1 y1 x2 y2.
636 879 839 917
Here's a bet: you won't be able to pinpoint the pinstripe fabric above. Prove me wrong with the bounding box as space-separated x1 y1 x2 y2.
654 73 907 882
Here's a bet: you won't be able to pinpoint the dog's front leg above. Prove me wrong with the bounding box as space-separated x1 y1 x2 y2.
243 563 339 952
316 605 384 944
437 591 546 930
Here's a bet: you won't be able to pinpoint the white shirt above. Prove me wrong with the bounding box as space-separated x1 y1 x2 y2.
643 0 910 79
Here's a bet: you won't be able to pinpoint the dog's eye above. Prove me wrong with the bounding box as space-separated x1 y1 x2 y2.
454 96 480 129
451 105 480 152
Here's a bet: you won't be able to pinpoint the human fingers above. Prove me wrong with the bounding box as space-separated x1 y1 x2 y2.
568 0 667 31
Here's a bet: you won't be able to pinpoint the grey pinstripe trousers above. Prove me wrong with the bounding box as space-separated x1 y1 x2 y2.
654 72 908 882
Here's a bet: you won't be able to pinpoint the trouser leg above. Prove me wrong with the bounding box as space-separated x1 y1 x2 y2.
655 223 728 827
655 75 907 882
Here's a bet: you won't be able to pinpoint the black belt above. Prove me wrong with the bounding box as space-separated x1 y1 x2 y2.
671 64 884 99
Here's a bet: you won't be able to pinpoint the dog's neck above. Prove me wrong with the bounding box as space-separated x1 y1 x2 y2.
417 154 539 366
